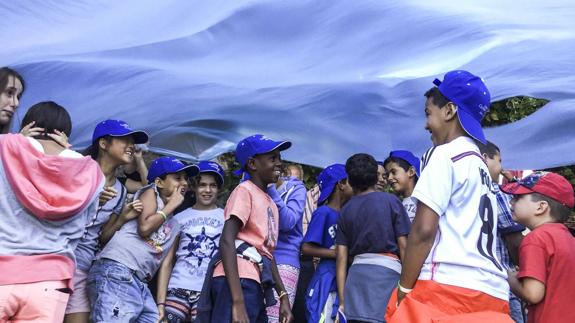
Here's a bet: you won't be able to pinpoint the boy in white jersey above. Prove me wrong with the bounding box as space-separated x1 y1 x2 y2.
387 70 513 322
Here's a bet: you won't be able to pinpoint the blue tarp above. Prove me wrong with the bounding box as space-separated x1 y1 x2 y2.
2 0 574 169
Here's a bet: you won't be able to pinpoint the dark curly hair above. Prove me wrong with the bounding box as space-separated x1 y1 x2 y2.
345 153 378 192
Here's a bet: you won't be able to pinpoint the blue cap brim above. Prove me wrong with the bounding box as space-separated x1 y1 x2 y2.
109 130 149 144
317 184 336 205
180 164 200 178
457 107 486 144
260 141 291 155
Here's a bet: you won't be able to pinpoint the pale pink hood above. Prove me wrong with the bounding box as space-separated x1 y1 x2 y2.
0 134 104 221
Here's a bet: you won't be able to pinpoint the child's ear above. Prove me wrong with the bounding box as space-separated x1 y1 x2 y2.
246 158 257 172
155 177 164 189
98 137 108 150
407 166 416 178
443 102 458 121
535 200 550 216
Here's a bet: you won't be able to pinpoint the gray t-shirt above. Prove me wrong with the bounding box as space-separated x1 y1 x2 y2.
97 184 181 281
75 179 126 272
168 207 224 291
0 150 98 264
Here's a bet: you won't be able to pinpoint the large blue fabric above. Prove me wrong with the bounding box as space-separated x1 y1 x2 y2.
1 0 574 169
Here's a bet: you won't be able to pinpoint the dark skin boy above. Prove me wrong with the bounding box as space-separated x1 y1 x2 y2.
219 149 294 323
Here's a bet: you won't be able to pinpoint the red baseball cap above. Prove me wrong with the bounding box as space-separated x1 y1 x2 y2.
501 171 574 208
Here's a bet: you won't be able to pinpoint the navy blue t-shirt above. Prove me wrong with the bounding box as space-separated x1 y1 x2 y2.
336 191 411 257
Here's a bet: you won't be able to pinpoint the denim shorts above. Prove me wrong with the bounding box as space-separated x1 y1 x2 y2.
210 277 267 323
87 259 158 323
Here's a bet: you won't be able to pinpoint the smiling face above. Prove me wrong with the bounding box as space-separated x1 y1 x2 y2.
101 136 136 165
424 97 448 146
157 170 189 198
385 161 414 197
0 75 23 127
376 164 387 191
249 149 283 185
194 173 219 209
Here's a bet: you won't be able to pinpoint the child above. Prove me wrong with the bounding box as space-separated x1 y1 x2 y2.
0 101 103 323
63 119 149 323
266 164 307 323
387 70 512 322
302 164 352 323
196 134 293 323
383 150 420 222
336 153 411 323
156 161 226 322
0 67 25 134
376 161 388 192
87 156 199 322
502 171 575 323
479 141 526 323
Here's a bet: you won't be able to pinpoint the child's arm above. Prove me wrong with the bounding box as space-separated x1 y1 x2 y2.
508 271 545 305
335 244 348 313
504 232 524 266
99 199 143 245
268 183 306 232
220 215 250 323
156 235 179 321
397 202 439 304
301 242 336 259
397 235 407 262
271 258 294 323
138 186 184 238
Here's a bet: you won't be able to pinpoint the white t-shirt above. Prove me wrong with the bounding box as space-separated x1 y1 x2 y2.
168 207 225 291
27 137 82 158
412 136 509 300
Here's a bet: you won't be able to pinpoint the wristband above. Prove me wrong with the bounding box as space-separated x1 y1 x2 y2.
157 210 167 221
157 302 166 307
278 290 288 300
397 282 413 293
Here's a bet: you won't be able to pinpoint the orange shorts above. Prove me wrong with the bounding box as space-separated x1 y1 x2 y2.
386 280 513 323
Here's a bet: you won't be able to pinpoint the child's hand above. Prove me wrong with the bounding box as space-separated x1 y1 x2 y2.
232 300 250 323
279 297 293 323
99 186 118 206
335 304 345 323
47 129 72 149
20 121 44 137
120 200 143 222
166 185 186 208
157 304 167 322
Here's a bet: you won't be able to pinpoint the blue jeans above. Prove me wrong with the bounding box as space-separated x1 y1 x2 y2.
87 259 158 323
210 277 267 323
509 294 525 323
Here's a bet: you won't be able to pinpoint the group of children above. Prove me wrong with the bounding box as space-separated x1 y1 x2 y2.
1 65 574 323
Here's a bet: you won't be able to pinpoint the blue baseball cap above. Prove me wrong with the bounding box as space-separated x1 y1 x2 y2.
389 150 421 177
147 156 200 184
317 164 347 204
197 160 225 186
92 119 149 144
433 70 491 144
234 134 291 175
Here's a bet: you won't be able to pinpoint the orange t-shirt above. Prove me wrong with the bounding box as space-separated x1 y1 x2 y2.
213 180 279 283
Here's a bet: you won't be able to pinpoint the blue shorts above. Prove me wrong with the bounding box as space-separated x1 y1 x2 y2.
87 259 158 323
210 277 267 323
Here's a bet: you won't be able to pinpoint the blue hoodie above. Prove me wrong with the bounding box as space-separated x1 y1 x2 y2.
267 176 306 268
